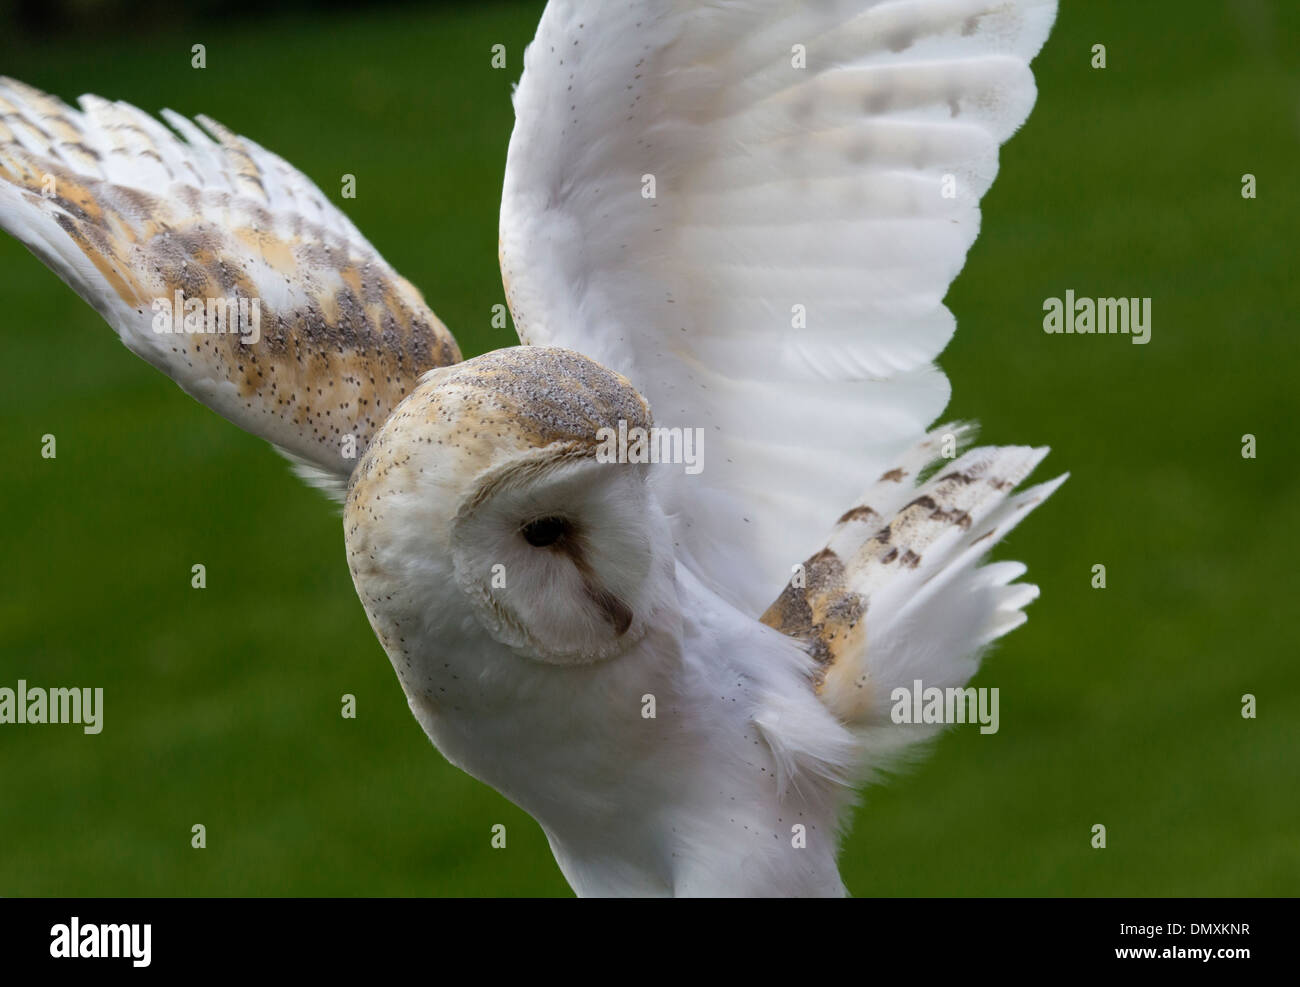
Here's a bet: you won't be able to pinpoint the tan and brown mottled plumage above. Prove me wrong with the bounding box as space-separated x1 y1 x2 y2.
763 426 1064 722
348 346 651 535
0 77 460 482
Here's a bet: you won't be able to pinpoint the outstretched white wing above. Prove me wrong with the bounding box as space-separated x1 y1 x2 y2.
0 78 460 486
500 0 1056 613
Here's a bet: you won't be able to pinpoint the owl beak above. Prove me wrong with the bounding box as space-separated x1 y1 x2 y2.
551 526 634 637
583 582 634 637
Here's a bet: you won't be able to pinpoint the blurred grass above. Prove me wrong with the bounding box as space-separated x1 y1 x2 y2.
0 0 1297 897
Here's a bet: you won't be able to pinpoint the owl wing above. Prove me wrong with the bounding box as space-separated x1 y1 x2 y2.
0 77 460 492
500 0 1056 614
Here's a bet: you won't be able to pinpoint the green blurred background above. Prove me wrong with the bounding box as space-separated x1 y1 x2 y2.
0 0 1296 897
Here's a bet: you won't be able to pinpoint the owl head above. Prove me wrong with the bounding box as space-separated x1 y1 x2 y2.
344 347 676 670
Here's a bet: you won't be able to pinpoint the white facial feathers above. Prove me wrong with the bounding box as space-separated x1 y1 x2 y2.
345 346 671 665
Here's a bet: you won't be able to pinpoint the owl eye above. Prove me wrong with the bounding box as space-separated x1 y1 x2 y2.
521 515 571 548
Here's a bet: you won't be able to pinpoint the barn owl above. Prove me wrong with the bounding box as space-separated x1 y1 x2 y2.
0 0 1062 896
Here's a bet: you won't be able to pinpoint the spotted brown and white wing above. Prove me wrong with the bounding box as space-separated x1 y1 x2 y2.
500 0 1057 614
761 427 1065 726
0 77 460 489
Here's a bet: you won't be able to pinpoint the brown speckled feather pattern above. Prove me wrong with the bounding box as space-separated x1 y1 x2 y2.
0 77 460 477
762 427 1059 722
349 346 651 530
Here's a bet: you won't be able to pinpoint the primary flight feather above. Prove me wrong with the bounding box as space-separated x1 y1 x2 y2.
1 0 1061 896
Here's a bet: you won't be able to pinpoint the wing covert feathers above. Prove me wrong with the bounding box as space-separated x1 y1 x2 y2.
0 77 460 481
762 425 1066 724
500 0 1059 614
